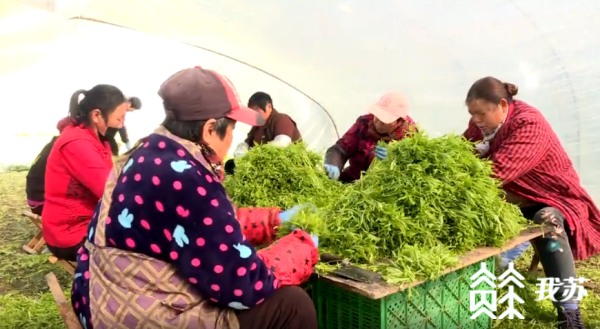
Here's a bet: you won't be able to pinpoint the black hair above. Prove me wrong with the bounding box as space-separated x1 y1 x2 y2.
465 77 519 105
247 91 273 111
128 96 142 110
69 85 127 126
161 113 234 143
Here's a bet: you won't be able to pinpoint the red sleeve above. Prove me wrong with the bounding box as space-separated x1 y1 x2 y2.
337 118 364 156
60 140 111 199
236 207 282 246
463 119 481 142
491 118 551 185
257 229 319 287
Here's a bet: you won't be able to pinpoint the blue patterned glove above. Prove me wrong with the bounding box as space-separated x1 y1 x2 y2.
374 145 387 160
324 164 340 180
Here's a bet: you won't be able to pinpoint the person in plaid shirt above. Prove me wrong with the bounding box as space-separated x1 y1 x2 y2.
464 76 600 329
323 92 417 183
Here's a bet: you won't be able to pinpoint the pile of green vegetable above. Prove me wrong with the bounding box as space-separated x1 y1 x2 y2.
226 132 527 284
223 142 343 209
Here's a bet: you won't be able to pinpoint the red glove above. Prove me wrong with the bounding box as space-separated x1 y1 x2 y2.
257 229 319 287
236 207 281 246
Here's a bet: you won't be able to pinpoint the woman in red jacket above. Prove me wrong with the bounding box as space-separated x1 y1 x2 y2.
463 77 600 329
43 85 129 261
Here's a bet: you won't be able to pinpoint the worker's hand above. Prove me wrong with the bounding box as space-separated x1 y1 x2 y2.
125 141 133 151
374 145 388 160
324 164 340 180
279 204 316 224
233 142 249 159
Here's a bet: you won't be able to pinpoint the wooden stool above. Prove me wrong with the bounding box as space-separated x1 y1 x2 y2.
46 272 82 329
21 211 46 254
49 256 77 276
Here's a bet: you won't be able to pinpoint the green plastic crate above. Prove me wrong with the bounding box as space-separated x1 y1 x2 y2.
312 257 495 329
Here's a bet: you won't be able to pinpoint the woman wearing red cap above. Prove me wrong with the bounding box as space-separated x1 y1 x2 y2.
71 67 319 329
463 76 600 329
324 92 417 183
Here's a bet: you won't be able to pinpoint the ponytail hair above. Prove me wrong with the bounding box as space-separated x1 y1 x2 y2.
69 89 87 124
68 84 127 126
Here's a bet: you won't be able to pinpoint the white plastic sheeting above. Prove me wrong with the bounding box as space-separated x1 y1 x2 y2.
1 0 599 202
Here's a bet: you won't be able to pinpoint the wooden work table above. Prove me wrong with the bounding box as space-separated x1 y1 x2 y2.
318 226 552 300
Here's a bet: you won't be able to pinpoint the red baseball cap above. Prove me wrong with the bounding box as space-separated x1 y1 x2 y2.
158 67 265 126
367 92 410 124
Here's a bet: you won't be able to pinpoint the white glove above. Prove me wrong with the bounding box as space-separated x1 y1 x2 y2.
269 135 293 148
125 141 133 150
233 142 249 158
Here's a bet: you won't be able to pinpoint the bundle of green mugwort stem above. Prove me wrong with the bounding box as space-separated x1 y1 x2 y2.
279 131 527 285
223 142 343 210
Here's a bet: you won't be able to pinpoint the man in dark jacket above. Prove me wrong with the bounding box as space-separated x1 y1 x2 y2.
224 92 301 175
25 117 71 215
106 96 142 155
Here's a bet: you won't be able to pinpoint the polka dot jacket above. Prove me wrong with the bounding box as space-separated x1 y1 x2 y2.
71 133 319 328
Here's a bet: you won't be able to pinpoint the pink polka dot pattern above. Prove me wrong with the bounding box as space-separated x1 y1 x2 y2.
71 135 292 322
164 229 172 241
150 244 161 253
173 181 182 190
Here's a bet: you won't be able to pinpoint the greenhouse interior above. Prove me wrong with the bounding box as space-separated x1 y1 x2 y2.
1 0 600 328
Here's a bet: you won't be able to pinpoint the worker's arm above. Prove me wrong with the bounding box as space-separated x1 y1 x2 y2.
491 117 550 185
60 140 112 199
324 117 364 170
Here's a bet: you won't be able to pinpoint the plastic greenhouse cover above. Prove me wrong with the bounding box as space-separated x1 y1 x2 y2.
1 0 599 203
